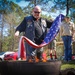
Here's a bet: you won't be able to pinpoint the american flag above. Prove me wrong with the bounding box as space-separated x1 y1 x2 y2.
18 14 65 59
43 14 64 44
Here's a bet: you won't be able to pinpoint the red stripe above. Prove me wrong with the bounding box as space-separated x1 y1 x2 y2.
19 36 47 59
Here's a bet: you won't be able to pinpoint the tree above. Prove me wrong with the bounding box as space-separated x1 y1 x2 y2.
0 14 4 52
53 0 75 17
0 0 24 51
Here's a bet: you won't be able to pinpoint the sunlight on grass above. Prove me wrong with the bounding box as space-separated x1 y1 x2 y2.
61 64 75 70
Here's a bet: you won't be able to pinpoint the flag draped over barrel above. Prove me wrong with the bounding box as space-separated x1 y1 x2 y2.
18 14 65 59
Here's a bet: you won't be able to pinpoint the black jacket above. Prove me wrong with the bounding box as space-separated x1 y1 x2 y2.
16 15 53 44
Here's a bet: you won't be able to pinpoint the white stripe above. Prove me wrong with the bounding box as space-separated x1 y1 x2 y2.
18 36 24 58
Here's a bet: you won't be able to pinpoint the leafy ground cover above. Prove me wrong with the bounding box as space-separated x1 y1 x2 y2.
61 60 75 70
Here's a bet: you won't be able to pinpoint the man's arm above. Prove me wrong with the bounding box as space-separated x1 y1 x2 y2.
46 19 53 28
15 17 26 37
72 23 75 41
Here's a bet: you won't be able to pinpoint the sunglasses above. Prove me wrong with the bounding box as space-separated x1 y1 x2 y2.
34 11 41 14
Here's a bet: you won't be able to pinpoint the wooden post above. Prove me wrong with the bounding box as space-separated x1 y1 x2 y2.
72 41 75 54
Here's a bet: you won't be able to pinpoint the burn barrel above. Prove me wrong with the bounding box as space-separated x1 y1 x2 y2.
0 60 61 75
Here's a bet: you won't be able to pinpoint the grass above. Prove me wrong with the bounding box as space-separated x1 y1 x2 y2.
60 60 75 70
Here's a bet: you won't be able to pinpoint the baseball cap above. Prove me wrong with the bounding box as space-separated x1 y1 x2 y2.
65 15 71 18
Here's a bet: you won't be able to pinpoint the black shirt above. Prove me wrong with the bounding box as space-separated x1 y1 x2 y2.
16 15 53 44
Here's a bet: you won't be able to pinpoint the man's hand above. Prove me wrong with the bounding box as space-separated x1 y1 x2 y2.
72 37 75 41
14 31 20 42
15 31 19 37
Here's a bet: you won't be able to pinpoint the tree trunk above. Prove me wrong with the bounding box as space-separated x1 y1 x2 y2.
66 0 69 16
0 14 4 52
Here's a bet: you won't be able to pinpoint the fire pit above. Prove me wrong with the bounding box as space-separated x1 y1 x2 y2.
0 60 61 75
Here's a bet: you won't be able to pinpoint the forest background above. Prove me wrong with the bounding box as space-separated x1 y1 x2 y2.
0 0 75 58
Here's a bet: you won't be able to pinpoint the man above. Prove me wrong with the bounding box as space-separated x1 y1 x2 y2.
15 5 53 62
60 15 75 62
47 19 57 60
48 38 57 60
